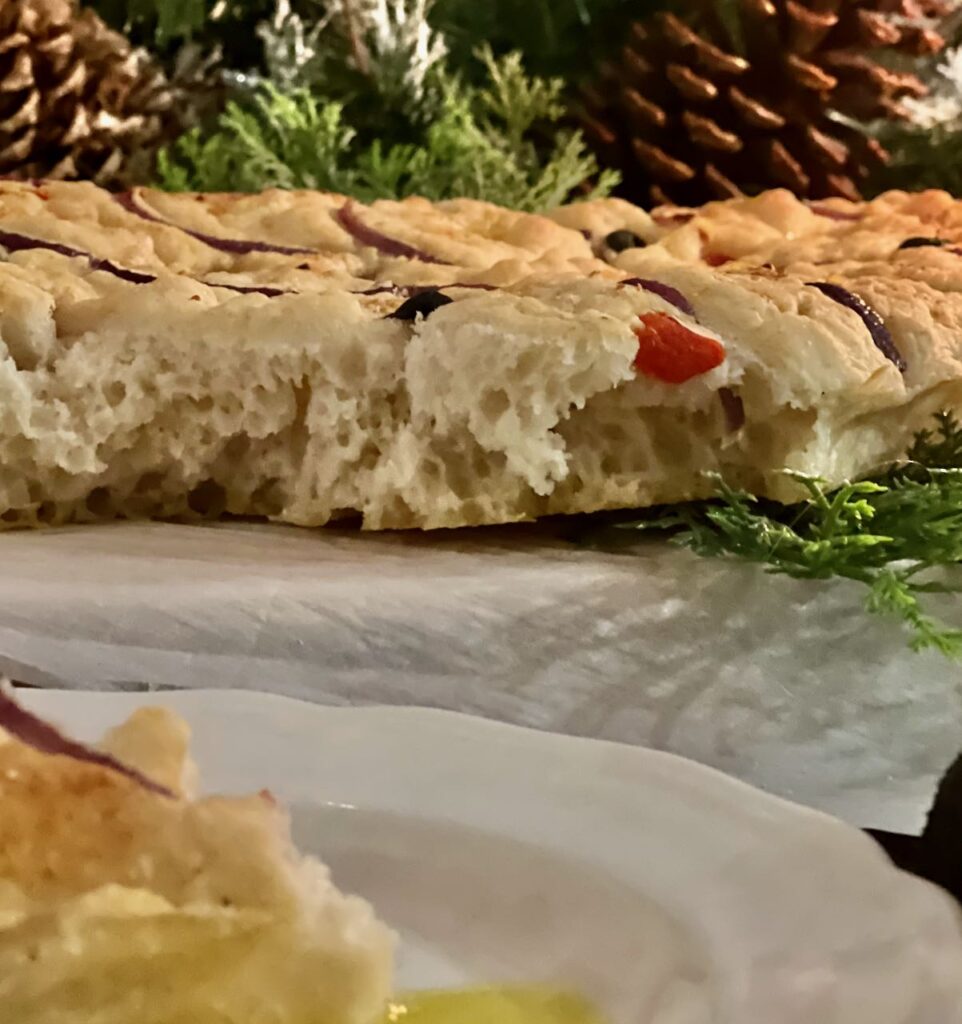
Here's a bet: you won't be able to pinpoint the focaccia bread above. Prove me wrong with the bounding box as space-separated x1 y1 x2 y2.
0 692 394 1024
552 188 962 270
0 178 959 530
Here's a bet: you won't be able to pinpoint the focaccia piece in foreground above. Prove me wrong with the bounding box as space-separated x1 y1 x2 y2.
0 693 394 1024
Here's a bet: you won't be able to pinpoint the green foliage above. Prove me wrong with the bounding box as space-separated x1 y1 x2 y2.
93 0 622 205
89 0 279 55
89 0 649 78
156 47 618 209
257 0 450 120
904 409 962 472
865 45 962 197
869 122 962 198
590 413 962 659
156 88 358 193
431 0 644 79
89 0 208 43
89 0 256 54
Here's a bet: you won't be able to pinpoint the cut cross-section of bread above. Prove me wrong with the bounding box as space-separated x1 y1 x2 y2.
0 179 958 530
0 693 394 1024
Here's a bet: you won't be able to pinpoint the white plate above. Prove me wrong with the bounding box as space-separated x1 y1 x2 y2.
18 689 962 1024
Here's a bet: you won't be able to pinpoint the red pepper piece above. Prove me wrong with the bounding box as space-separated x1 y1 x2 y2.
704 252 731 267
633 312 725 384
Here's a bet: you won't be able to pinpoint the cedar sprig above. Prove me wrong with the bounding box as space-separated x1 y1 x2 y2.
593 413 962 658
156 46 619 208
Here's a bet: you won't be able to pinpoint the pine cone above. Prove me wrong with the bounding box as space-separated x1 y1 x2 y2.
579 0 950 206
0 0 190 187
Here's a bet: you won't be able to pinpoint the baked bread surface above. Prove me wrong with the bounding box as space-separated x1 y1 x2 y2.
0 180 958 529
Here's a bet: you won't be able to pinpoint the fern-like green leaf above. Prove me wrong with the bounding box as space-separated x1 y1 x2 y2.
157 88 360 194
583 413 962 659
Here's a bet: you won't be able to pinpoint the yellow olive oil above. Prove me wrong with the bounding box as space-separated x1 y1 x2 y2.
384 987 606 1024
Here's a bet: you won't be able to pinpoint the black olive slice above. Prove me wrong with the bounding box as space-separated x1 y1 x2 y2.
387 289 454 321
898 237 945 250
605 230 645 252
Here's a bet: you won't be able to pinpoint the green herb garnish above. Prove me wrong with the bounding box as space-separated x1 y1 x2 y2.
592 412 962 658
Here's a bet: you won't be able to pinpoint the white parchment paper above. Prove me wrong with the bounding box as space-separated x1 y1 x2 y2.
0 520 958 832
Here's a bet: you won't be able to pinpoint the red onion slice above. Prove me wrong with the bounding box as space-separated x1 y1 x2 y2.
807 202 863 223
0 691 175 798
0 231 298 298
807 281 906 372
334 202 450 265
0 229 482 302
651 207 695 227
201 281 294 297
0 230 158 284
718 387 745 432
116 190 317 256
351 282 496 297
620 277 696 317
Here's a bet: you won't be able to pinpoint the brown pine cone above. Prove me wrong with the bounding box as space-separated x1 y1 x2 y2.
579 0 951 206
0 0 187 186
